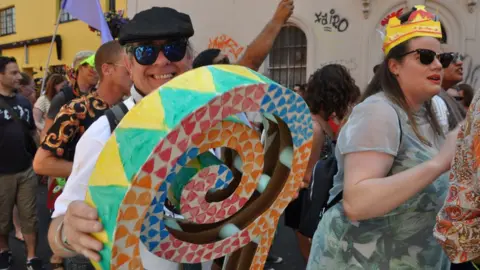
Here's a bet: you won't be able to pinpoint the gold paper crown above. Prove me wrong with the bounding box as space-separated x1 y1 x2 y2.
383 5 442 55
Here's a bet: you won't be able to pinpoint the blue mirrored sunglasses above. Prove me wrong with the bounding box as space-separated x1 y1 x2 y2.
128 39 188 65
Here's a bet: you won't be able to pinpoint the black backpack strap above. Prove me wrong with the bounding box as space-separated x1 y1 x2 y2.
388 102 403 145
324 191 343 212
397 109 403 145
105 110 116 133
105 102 129 132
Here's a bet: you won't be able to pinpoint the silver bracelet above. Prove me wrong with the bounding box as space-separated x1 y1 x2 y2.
54 219 77 255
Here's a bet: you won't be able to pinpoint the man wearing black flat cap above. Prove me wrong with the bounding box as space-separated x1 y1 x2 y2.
47 7 197 269
118 7 195 95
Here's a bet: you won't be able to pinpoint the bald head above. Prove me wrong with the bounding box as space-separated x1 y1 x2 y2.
95 41 125 80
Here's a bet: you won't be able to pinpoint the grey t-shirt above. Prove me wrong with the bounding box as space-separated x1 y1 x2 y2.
329 92 445 200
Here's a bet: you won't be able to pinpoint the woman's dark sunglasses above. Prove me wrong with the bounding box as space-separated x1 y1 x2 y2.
400 49 450 68
127 39 188 65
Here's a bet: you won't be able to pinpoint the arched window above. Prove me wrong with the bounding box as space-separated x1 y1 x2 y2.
267 26 307 89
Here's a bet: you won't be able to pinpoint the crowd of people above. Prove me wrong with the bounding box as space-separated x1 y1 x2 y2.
0 1 480 270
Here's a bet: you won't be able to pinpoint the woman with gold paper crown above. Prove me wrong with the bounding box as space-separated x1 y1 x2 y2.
306 5 460 270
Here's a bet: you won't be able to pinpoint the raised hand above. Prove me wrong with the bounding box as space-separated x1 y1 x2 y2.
272 0 294 24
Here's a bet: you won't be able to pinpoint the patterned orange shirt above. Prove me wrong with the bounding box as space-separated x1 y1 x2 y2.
434 90 480 263
41 91 109 161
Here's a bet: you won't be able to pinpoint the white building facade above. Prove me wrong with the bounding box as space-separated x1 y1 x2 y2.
127 0 480 90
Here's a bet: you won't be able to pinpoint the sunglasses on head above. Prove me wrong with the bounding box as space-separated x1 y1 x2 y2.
400 49 451 68
127 39 188 66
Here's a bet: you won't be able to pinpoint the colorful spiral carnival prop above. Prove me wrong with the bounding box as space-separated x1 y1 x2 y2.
85 65 313 269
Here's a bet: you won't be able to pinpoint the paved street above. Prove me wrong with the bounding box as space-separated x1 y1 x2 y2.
9 184 305 270
270 216 307 270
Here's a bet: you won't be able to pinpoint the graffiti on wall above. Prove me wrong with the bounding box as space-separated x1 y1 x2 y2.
208 34 245 61
314 9 349 32
462 54 480 90
320 58 358 73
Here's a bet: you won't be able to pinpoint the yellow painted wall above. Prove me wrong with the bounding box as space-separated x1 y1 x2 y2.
0 0 127 78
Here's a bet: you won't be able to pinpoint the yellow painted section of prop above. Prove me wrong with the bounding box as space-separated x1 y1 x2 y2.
163 67 216 93
120 93 168 131
85 191 109 244
214 65 263 81
88 135 130 188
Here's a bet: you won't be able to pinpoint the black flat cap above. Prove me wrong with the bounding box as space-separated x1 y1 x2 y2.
119 7 194 45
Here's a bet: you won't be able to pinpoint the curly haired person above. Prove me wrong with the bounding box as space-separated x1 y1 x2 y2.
284 63 360 262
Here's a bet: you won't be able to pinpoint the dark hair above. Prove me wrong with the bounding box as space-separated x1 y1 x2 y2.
303 64 360 120
192 49 225 68
19 72 32 86
45 74 66 101
95 40 125 80
0 56 17 73
373 64 380 74
457 83 474 108
363 9 443 145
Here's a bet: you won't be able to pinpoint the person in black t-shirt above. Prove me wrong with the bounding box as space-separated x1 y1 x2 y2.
0 56 44 270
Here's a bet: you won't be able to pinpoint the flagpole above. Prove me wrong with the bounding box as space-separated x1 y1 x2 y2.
40 6 63 95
